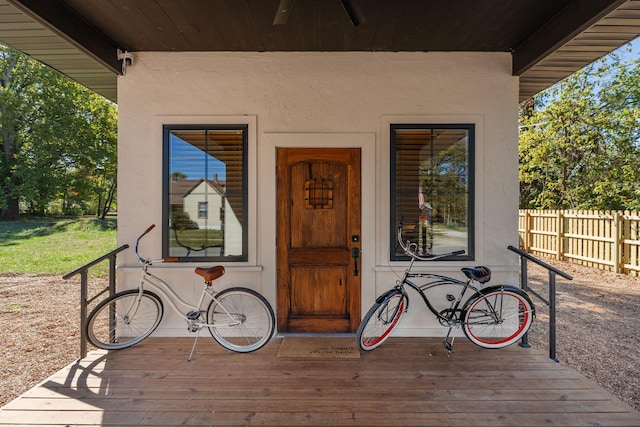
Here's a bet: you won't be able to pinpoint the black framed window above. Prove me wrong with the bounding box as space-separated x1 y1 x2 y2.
391 124 474 260
163 125 248 261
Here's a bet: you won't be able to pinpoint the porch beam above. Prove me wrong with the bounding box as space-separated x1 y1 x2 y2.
512 0 627 76
6 0 122 75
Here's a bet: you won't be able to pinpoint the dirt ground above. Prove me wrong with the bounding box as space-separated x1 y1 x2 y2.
526 259 640 412
1 262 639 411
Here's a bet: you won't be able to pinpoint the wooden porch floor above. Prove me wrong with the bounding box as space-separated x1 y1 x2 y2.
1 337 639 426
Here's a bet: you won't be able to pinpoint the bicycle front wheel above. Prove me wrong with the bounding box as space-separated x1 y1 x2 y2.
207 287 275 353
357 290 408 351
462 289 533 349
86 289 163 350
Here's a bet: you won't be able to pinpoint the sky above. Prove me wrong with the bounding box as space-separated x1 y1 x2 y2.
170 134 226 182
606 36 640 65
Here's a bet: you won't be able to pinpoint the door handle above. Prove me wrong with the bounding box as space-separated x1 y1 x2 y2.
351 247 360 276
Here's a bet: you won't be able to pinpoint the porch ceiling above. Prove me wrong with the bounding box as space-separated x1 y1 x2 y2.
1 0 640 104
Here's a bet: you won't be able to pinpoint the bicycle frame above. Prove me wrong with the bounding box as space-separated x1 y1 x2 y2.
130 224 238 330
394 255 480 325
134 263 235 330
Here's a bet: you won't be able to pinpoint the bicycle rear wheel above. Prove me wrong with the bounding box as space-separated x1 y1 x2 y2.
462 288 533 349
207 287 275 353
357 290 408 351
86 289 163 350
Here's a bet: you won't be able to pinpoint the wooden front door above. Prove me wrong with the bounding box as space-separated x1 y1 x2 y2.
277 148 361 333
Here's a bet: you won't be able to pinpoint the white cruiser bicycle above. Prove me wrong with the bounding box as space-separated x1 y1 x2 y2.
86 224 275 360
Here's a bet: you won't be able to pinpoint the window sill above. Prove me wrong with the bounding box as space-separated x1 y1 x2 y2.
117 264 264 272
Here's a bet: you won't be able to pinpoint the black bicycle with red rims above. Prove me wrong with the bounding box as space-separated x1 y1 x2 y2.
357 222 535 354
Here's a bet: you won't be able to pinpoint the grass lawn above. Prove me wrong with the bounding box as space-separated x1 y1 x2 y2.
0 217 117 276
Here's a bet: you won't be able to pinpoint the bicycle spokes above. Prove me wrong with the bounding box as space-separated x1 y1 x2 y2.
209 310 243 327
377 301 401 324
358 293 407 351
206 288 275 353
463 290 533 349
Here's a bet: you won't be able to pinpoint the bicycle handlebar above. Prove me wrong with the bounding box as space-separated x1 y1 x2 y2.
134 224 172 265
396 218 465 261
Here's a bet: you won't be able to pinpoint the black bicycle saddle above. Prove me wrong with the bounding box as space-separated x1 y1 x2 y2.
461 266 491 283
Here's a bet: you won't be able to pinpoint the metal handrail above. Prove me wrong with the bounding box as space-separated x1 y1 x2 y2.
63 244 129 358
508 245 573 362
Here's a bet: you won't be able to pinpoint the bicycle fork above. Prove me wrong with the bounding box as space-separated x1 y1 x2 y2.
123 286 147 325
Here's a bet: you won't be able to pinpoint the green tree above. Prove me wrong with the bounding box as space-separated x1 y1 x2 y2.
0 45 117 219
519 54 640 210
421 141 469 226
0 47 42 219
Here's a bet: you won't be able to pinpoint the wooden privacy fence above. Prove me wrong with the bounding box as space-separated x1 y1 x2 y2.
518 210 640 276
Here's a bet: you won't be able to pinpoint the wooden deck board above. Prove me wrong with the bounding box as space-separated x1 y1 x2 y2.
1 337 639 426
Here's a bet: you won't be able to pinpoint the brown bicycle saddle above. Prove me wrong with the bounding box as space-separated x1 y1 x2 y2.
194 266 225 282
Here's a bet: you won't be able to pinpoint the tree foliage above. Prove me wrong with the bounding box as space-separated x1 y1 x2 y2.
420 140 469 227
519 53 640 210
0 45 117 219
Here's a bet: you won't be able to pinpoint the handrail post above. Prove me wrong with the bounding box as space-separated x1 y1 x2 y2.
64 244 129 359
508 245 572 362
80 271 88 359
519 258 531 348
109 254 117 344
549 271 558 362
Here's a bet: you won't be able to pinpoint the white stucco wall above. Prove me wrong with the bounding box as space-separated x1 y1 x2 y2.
117 51 520 336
